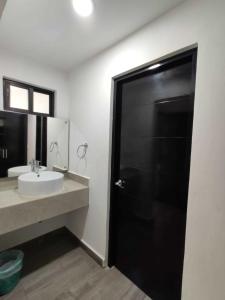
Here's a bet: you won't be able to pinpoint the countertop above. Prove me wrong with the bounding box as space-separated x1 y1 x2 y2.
0 176 87 209
0 174 89 235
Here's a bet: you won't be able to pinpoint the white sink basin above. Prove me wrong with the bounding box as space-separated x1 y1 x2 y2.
8 165 47 177
18 171 64 196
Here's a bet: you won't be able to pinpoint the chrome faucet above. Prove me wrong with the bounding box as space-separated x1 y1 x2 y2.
35 160 40 177
29 159 36 172
29 159 41 175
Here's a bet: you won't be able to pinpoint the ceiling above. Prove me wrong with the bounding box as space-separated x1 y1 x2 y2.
0 0 184 71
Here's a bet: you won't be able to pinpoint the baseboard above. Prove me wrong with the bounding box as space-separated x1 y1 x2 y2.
79 239 105 267
66 229 105 267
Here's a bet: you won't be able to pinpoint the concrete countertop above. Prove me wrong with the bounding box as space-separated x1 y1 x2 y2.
0 174 89 235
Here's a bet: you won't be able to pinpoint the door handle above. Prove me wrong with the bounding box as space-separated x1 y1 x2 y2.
115 179 125 189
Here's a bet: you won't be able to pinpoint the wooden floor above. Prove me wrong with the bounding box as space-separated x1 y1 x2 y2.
1 247 151 300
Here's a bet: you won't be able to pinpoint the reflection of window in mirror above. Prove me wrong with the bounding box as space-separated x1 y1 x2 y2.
3 78 54 117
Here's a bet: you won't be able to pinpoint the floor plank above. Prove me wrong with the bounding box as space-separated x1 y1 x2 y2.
1 247 151 300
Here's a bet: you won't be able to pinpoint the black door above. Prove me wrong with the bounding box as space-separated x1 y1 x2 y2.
0 111 27 177
109 49 197 300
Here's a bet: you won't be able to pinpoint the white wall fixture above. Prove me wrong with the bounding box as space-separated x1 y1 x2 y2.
8 165 47 178
72 0 94 17
18 171 64 196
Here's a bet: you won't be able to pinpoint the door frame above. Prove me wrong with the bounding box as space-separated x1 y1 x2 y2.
107 46 198 267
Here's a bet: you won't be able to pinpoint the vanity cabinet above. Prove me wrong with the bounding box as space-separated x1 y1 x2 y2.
0 111 27 177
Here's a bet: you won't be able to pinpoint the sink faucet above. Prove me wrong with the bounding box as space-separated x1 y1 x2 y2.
35 160 40 177
29 159 36 172
29 159 41 175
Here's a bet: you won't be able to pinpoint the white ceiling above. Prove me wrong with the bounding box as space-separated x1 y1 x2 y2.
0 0 184 71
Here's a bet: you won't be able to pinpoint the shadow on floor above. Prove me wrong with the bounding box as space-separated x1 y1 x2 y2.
11 227 79 277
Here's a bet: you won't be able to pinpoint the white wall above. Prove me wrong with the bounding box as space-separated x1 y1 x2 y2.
0 50 70 249
67 0 225 299
0 50 70 118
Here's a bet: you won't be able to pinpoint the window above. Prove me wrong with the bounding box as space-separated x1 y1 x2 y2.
3 78 54 117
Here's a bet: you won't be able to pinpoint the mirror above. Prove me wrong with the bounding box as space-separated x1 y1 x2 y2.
0 110 69 177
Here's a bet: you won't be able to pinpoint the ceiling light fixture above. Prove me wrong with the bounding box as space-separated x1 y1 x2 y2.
148 63 161 70
72 0 94 17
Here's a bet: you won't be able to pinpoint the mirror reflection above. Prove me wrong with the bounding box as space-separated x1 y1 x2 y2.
0 110 69 178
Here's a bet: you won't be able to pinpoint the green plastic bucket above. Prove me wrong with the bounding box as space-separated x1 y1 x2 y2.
0 250 24 295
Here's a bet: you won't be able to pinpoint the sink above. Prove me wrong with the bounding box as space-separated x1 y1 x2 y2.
18 171 64 196
8 165 47 177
